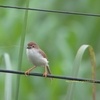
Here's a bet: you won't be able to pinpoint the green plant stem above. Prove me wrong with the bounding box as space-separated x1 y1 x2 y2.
88 46 96 100
15 0 29 100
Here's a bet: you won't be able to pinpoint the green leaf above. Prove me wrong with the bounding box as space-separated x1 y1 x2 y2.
66 45 96 100
4 53 12 100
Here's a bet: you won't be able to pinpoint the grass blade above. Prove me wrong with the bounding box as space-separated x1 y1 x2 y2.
4 53 12 100
66 45 96 100
15 0 30 100
88 46 96 100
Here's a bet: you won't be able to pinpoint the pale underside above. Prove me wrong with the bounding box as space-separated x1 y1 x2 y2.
26 48 49 67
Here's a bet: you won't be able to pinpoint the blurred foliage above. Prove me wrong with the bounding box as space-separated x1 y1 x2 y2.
0 0 100 100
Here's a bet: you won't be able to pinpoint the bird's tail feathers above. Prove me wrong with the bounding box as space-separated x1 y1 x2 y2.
46 65 51 74
46 65 53 82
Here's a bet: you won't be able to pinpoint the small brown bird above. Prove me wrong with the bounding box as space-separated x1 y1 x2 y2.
25 42 52 81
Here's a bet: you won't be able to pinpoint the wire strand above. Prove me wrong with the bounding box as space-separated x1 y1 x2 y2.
0 5 100 17
0 69 100 84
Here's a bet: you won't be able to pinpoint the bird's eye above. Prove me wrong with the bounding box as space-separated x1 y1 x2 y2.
32 45 34 47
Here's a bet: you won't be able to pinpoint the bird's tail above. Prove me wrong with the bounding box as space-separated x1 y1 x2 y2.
46 65 53 82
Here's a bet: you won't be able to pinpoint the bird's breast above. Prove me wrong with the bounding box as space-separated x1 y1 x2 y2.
26 48 48 66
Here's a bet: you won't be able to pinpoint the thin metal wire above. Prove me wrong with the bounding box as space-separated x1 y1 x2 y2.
0 5 100 17
0 69 100 84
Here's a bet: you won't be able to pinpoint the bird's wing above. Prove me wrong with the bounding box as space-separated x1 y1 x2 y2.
38 49 47 59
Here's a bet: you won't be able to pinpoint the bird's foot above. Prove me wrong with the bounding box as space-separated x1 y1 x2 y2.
25 66 36 76
43 72 48 77
25 70 31 76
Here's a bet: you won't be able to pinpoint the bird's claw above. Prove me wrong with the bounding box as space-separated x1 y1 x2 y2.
43 72 48 77
25 70 30 76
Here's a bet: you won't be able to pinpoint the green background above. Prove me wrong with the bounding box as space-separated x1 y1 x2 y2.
0 0 100 100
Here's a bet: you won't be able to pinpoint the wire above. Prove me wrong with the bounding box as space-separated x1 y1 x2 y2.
0 5 100 17
0 5 99 84
0 69 100 84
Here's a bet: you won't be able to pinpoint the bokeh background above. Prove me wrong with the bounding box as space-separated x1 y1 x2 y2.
0 0 100 100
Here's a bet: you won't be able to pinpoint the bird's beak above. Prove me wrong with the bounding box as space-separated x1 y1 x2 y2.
27 46 31 49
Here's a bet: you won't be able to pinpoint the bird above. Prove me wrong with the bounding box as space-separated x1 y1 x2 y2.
25 41 52 81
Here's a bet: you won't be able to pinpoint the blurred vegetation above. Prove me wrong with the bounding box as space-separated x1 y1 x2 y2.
0 0 100 100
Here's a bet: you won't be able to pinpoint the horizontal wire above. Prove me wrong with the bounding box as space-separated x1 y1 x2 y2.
0 5 100 17
0 69 100 84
